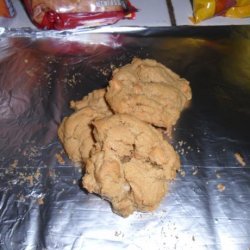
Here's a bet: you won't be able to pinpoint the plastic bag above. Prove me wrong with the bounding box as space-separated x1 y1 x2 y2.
192 0 250 23
22 0 136 30
225 0 250 18
0 0 15 17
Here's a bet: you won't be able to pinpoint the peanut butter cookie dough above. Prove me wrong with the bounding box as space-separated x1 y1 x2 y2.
105 58 191 131
82 114 180 217
58 58 192 217
58 89 112 163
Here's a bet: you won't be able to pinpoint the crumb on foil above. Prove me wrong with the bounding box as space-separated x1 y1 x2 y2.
55 152 65 165
234 152 246 167
217 183 225 192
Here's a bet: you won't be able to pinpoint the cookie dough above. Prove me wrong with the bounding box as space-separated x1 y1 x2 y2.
58 89 112 163
82 114 180 217
70 88 109 112
105 58 192 131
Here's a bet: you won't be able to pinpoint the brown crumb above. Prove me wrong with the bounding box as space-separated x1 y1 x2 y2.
26 176 34 186
234 153 246 167
10 160 18 169
179 169 186 177
217 183 225 192
34 168 41 181
37 197 44 205
55 153 65 165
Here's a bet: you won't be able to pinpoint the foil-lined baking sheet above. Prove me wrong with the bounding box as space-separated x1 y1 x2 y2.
0 26 250 250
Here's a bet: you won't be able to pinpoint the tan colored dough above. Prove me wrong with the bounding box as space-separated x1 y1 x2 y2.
58 89 112 163
70 88 109 112
82 114 180 217
105 58 192 131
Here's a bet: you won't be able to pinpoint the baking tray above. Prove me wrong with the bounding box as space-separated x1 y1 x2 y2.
0 26 250 250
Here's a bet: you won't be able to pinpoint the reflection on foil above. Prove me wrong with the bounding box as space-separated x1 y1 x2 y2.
0 27 250 250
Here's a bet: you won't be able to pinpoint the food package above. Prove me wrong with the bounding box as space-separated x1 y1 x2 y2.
225 0 250 18
0 0 15 17
192 0 250 23
22 0 137 30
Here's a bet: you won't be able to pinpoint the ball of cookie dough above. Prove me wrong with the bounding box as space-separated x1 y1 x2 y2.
105 58 192 131
58 89 112 163
82 114 180 217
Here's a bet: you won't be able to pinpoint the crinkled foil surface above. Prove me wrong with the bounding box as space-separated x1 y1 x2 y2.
0 27 250 250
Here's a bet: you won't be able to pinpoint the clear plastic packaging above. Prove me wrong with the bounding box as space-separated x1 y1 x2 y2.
22 0 136 30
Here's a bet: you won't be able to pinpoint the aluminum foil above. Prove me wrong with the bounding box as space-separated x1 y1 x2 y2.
0 27 250 250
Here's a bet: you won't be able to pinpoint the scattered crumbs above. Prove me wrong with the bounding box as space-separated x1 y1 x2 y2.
55 153 65 165
217 183 225 192
100 67 111 76
234 152 246 167
179 148 185 155
23 146 41 159
37 197 44 205
26 176 34 186
10 160 18 169
179 169 186 177
110 64 115 70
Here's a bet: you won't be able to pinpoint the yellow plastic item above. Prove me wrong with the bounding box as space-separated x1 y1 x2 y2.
192 0 216 23
226 0 250 18
192 0 250 23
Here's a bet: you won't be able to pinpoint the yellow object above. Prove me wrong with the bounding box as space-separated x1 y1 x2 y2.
225 4 250 18
192 0 216 23
192 0 250 23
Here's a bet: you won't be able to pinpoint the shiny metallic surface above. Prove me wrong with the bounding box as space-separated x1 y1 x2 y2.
0 27 250 250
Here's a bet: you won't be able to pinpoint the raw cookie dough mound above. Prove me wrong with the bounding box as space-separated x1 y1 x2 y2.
82 114 180 217
112 58 192 101
105 58 192 131
58 89 112 163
